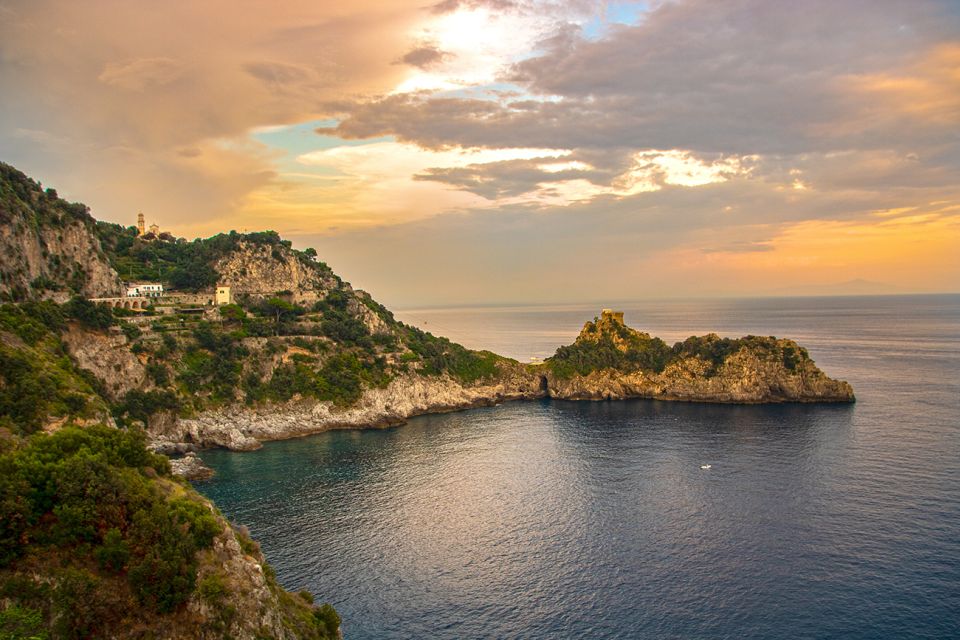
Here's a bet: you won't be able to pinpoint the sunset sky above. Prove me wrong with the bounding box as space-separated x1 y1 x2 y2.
2 0 958 306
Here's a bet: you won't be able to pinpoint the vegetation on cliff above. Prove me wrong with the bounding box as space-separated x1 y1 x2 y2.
0 301 112 434
93 222 340 293
0 162 121 302
0 161 348 638
0 163 96 233
0 425 340 639
547 311 815 380
2 158 509 431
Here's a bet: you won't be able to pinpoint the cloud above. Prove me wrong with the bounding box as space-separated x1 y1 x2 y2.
242 61 317 87
98 57 184 91
0 0 421 228
327 0 960 158
1 0 957 303
301 189 960 306
397 46 452 69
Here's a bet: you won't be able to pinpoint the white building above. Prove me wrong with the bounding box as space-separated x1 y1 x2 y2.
126 283 164 298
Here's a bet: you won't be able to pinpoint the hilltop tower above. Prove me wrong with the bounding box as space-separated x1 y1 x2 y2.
601 308 625 324
137 212 145 236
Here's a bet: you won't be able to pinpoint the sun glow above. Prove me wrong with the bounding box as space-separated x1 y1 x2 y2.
394 6 560 94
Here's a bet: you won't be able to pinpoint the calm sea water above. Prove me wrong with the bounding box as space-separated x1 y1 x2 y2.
198 295 960 639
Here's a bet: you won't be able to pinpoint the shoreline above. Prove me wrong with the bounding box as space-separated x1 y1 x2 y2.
156 369 854 460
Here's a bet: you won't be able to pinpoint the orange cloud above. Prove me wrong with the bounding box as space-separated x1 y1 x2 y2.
829 43 960 136
656 204 960 294
0 0 423 227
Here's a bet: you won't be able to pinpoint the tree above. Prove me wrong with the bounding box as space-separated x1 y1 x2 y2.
263 297 296 335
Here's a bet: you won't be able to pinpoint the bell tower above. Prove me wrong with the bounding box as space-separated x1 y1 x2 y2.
137 212 145 236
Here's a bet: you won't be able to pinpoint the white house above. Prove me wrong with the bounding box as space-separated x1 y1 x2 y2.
126 283 164 298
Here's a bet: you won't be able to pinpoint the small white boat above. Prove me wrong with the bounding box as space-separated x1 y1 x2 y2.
700 464 712 470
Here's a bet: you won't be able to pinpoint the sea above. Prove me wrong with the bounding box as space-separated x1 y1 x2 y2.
196 295 960 639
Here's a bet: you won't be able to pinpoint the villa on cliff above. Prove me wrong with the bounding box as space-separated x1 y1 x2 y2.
125 283 164 298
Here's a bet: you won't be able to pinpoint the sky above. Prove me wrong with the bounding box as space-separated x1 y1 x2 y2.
1 0 958 307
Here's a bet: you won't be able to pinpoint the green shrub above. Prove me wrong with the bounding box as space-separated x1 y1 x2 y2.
314 290 370 346
198 574 228 604
63 297 112 330
313 603 341 637
0 603 47 640
146 362 170 387
0 425 224 624
95 528 129 572
401 325 499 383
52 568 104 640
120 322 142 341
113 389 179 425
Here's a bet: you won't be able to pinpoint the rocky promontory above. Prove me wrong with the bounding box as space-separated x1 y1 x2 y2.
542 309 855 404
145 310 853 453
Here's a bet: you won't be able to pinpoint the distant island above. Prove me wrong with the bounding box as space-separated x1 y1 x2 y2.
0 161 852 638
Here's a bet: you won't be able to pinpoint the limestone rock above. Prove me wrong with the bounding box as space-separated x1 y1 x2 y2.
212 241 339 305
61 323 148 400
169 451 215 481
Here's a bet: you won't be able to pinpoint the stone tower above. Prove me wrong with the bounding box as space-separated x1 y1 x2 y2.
137 212 145 236
601 308 625 324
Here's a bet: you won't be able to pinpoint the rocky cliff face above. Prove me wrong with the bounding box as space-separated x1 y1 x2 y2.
151 365 544 453
0 162 122 301
60 323 149 400
181 496 338 640
213 241 340 305
545 342 854 402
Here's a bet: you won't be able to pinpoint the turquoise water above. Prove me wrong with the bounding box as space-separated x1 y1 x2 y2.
198 295 960 639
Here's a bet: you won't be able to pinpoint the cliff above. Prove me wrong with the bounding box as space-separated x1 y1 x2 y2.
0 426 339 639
0 162 343 639
213 241 340 306
0 162 122 302
150 366 544 453
543 310 855 403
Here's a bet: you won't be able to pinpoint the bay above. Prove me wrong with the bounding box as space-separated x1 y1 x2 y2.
198 295 960 639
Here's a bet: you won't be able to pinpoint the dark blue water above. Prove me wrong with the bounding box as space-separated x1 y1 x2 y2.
198 295 960 639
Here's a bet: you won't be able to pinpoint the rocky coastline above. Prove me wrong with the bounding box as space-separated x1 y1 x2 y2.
151 347 854 456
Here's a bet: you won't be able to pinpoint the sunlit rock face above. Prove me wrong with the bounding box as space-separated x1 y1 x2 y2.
543 310 855 404
213 241 341 305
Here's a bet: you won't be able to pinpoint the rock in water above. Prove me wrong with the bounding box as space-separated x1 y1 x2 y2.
169 452 215 481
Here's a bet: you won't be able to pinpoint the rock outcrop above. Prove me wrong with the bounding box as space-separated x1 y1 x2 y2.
169 451 215 480
543 310 855 404
545 341 855 402
60 322 149 400
0 162 122 301
213 241 340 305
151 367 544 453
